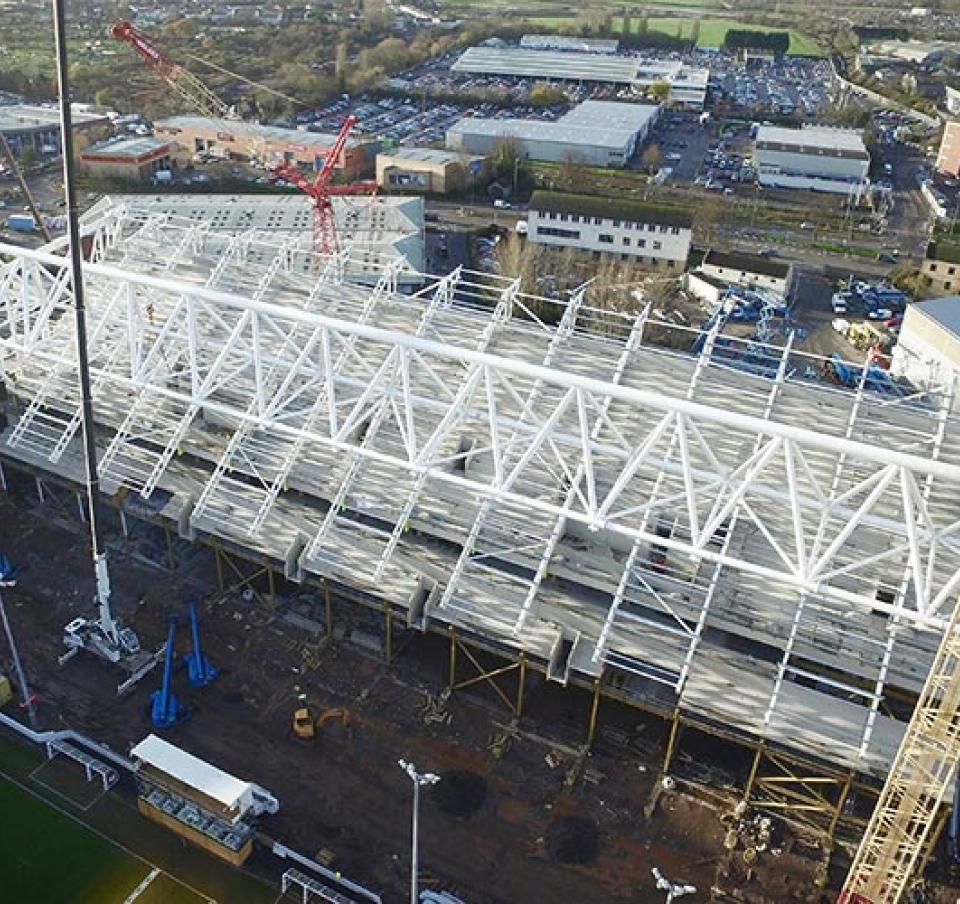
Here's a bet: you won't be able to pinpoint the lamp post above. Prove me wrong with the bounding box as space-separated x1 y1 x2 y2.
0 553 37 728
398 759 440 904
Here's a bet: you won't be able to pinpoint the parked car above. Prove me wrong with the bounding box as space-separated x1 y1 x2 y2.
800 221 815 231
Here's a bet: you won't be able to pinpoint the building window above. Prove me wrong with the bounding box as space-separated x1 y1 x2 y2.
653 241 662 250
659 225 668 233
671 226 680 235
599 234 614 244
623 237 631 246
536 226 581 239
560 213 568 221
950 267 957 276
638 239 646 248
593 217 602 225
613 220 621 228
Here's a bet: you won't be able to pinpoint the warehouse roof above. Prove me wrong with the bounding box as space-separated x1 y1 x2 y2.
520 35 620 53
155 115 362 150
531 190 693 229
449 100 658 152
0 103 107 134
378 147 483 166
80 135 171 160
132 735 254 812
452 46 644 83
911 296 960 340
755 125 869 160
702 248 791 280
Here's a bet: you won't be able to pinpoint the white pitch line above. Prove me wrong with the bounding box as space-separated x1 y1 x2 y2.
123 868 160 904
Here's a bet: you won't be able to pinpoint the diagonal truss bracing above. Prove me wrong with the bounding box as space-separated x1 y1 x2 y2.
2 238 960 639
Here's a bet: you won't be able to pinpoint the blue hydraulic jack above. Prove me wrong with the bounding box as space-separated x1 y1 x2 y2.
150 618 188 729
182 601 218 688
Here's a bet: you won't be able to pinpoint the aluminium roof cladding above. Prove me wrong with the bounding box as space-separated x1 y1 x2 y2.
378 147 484 166
80 135 171 160
911 295 960 341
755 125 869 160
155 115 363 149
0 103 107 134
449 100 659 151
530 190 694 229
452 46 645 83
702 248 791 280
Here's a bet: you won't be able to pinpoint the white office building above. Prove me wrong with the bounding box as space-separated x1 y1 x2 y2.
891 296 960 404
446 100 659 168
754 125 870 196
527 191 692 268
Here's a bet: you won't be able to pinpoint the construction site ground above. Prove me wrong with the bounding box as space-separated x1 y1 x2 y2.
0 471 875 903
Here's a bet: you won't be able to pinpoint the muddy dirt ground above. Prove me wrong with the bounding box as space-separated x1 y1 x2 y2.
0 471 843 903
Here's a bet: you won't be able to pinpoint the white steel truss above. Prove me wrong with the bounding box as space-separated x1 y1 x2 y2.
2 203 960 778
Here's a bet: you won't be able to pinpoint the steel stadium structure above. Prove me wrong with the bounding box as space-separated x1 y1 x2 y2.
1 196 960 838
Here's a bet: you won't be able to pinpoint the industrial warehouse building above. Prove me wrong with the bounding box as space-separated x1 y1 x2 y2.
527 190 692 267
375 147 486 195
519 34 619 54
77 135 175 181
698 248 797 299
0 103 109 156
754 125 870 195
451 46 709 109
153 115 375 178
891 296 960 403
446 100 660 168
936 121 960 178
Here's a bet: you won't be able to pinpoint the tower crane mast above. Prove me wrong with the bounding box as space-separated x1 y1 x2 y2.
839 591 960 903
111 20 377 256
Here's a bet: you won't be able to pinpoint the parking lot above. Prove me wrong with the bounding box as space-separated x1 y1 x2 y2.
707 55 834 116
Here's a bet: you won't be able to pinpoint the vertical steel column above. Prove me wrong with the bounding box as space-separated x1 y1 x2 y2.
447 627 457 689
516 653 527 719
324 580 332 637
164 525 176 570
586 675 602 748
213 540 224 591
744 742 766 802
384 600 393 664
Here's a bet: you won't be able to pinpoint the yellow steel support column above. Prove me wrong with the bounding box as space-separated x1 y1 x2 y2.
744 742 766 803
213 540 224 591
662 711 681 775
164 524 176 570
384 600 393 664
586 675 602 748
517 653 527 719
324 580 332 637
448 626 457 689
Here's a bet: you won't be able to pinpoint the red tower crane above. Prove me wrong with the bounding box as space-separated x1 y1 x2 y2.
111 20 377 257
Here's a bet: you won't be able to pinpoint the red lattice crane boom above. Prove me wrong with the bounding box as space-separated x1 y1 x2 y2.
111 20 377 257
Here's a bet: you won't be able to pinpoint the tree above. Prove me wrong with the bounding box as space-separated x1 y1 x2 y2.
622 7 633 38
696 194 725 244
689 18 701 47
642 144 662 174
529 82 567 107
647 80 671 103
19 146 36 170
558 150 586 189
638 11 649 35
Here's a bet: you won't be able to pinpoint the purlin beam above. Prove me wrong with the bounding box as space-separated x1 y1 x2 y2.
1 241 959 630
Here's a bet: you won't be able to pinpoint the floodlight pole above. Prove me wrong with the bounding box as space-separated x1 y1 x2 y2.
399 759 440 904
52 0 118 644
